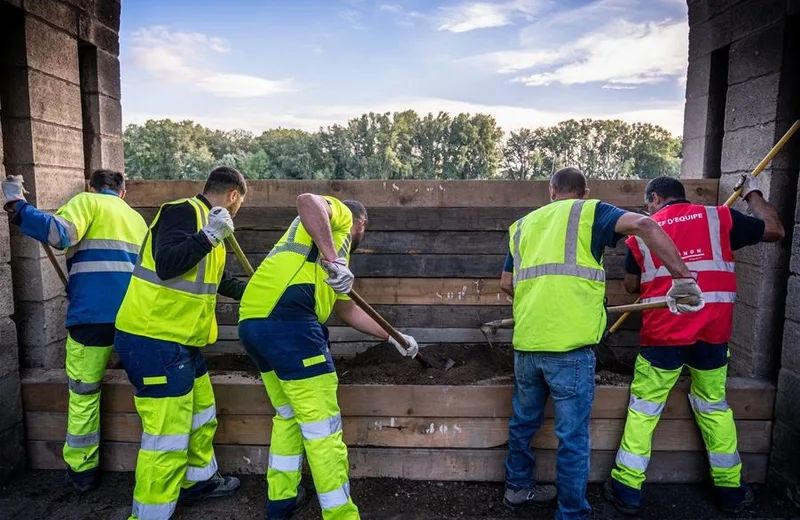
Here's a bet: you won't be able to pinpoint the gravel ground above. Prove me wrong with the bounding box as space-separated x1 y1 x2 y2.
1 471 798 520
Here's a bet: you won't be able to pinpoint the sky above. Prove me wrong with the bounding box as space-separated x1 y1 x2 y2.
120 0 690 136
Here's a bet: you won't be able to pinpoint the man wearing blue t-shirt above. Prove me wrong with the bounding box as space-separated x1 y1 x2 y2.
499 168 701 520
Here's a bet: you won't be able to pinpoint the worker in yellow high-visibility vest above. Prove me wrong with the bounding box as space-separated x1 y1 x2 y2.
114 167 248 520
499 168 704 520
238 194 419 520
2 170 147 493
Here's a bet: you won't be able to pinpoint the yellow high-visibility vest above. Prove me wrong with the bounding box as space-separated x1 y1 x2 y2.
115 197 226 346
510 198 607 352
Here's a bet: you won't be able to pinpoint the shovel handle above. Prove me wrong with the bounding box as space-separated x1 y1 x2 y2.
43 244 68 288
226 235 254 277
348 290 432 368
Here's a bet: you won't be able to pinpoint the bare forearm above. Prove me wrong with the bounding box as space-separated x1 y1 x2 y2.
500 271 514 297
746 193 785 242
334 301 389 340
296 194 337 260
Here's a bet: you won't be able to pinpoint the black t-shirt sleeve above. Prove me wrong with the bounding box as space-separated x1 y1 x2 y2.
153 202 213 280
729 208 766 251
624 248 641 276
218 271 247 301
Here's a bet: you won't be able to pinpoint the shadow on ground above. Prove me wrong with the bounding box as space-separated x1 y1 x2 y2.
0 471 798 520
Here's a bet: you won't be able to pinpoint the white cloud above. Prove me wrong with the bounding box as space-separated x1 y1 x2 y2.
437 0 545 33
125 96 685 136
380 4 425 26
602 84 637 90
129 26 293 98
511 20 687 86
468 19 688 86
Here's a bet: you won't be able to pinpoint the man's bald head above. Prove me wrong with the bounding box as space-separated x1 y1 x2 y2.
549 167 589 200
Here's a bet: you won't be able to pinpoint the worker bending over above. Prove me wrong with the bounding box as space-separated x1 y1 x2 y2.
114 167 248 520
500 168 704 520
2 170 147 493
238 194 418 520
605 176 784 516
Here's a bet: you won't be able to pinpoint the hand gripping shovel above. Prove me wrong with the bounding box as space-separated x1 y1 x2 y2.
603 119 800 343
227 234 443 370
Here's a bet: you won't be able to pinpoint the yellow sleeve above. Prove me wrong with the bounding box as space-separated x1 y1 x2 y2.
323 196 353 234
54 192 96 243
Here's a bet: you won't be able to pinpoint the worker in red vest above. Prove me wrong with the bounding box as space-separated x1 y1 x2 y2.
605 175 784 516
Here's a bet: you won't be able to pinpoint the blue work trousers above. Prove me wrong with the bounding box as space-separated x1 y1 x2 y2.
505 347 596 520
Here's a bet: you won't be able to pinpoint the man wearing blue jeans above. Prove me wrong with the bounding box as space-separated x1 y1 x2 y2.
499 168 703 520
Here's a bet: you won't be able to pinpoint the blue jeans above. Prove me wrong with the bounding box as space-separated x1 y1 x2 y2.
505 347 596 520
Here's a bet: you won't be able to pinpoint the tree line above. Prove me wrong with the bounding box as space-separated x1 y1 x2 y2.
123 111 682 181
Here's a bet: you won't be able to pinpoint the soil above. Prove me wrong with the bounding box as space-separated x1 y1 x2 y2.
1 471 797 520
205 342 634 386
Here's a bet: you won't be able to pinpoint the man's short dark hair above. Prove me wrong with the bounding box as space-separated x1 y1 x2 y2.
550 167 587 196
343 200 367 222
203 166 247 196
89 169 125 193
645 176 685 202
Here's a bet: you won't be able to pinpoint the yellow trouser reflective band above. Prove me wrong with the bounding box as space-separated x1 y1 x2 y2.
709 452 741 469
191 405 216 431
299 414 343 440
275 404 295 419
269 453 304 472
688 394 730 413
140 432 189 452
616 448 649 472
68 378 101 395
186 456 218 482
132 499 176 520
69 261 135 275
629 394 665 416
66 431 100 448
318 482 351 510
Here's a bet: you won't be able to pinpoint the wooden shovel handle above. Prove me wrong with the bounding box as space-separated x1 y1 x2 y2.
348 290 432 368
226 235 254 277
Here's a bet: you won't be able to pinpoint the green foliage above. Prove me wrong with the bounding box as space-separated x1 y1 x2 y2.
123 113 682 181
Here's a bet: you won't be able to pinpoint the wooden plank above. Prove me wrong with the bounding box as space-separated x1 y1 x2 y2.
218 304 512 327
224 278 633 306
125 179 719 209
24 412 772 452
234 230 631 257
224 253 625 279
217 326 513 344
26 441 766 483
21 370 776 420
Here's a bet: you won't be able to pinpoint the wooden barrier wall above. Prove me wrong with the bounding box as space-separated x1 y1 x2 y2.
127 179 720 359
21 179 777 483
22 369 773 482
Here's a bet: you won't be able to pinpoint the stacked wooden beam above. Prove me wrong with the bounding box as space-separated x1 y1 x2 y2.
22 369 774 482
127 179 721 358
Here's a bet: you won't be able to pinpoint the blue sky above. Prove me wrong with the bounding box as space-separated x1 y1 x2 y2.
120 0 689 135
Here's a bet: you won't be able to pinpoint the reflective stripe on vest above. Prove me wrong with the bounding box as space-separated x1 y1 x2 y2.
267 217 351 260
512 200 605 286
69 260 135 275
635 207 735 283
129 206 214 296
641 291 736 305
66 238 141 259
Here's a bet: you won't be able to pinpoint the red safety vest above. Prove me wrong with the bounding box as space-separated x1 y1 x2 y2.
626 202 736 346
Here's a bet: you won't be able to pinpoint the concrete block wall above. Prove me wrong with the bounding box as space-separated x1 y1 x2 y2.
682 0 800 379
0 0 122 482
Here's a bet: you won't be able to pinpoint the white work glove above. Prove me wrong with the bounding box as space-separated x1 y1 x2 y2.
2 175 28 211
320 257 355 294
734 174 762 201
389 333 419 359
666 277 705 314
201 206 234 247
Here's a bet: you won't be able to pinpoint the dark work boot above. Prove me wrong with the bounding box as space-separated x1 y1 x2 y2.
267 486 309 519
715 484 755 515
179 472 240 505
604 478 641 516
503 484 557 510
66 468 100 494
